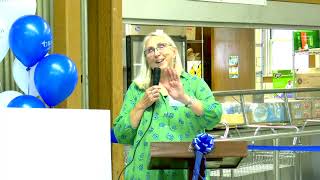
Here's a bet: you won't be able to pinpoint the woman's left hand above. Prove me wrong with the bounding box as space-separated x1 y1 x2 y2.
162 68 185 102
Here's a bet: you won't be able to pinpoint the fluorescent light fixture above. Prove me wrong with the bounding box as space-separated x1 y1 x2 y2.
192 0 267 5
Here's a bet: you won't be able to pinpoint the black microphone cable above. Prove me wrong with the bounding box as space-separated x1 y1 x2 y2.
117 68 161 180
117 105 156 180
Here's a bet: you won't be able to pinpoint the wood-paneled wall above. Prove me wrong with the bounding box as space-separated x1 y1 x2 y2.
211 28 255 91
87 0 124 179
53 0 82 108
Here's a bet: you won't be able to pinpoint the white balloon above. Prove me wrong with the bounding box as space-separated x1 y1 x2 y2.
12 59 39 96
0 18 9 63
0 0 37 28
0 90 22 108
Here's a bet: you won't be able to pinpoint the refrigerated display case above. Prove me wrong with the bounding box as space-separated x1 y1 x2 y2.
208 88 320 180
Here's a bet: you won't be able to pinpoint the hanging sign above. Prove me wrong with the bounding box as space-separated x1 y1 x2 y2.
228 55 239 79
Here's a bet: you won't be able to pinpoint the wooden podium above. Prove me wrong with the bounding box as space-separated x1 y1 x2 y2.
148 141 247 179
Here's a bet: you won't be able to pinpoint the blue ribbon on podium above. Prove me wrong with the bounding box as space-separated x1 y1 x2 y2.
191 133 215 180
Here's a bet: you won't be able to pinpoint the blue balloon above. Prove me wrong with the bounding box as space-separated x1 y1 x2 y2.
34 54 78 107
111 128 118 143
9 15 52 68
7 95 46 108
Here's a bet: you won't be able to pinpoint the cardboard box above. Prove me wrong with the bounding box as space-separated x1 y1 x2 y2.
296 72 320 87
295 68 320 99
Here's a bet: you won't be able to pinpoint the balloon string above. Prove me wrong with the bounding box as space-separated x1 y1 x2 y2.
0 79 3 92
27 68 30 95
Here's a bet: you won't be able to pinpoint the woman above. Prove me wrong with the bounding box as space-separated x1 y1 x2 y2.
114 30 222 179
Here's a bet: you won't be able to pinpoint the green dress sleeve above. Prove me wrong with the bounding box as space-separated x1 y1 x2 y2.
192 76 222 130
113 83 142 145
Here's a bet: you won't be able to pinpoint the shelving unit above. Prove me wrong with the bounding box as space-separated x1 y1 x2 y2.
186 27 204 78
293 48 320 71
294 48 320 56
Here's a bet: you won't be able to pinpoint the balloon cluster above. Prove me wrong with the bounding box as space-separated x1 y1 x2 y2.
0 1 78 108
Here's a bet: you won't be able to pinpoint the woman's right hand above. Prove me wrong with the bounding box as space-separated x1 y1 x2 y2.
130 85 161 128
139 85 161 109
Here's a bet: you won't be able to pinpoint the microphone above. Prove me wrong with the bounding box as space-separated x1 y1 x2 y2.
151 67 161 108
152 67 161 86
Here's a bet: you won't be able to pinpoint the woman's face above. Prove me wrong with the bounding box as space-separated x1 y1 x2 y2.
144 36 176 69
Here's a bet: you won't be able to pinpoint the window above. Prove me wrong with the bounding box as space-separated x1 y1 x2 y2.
270 30 294 71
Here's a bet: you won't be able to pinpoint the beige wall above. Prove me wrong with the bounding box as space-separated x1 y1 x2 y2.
123 0 320 28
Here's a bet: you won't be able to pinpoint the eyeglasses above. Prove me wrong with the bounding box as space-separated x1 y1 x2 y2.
144 43 171 56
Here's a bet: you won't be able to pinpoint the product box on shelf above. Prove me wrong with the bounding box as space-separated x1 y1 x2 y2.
272 70 294 89
296 69 320 87
295 68 320 99
312 99 320 118
289 100 312 121
272 69 294 98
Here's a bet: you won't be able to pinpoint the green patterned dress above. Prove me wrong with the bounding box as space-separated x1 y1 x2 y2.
114 72 222 180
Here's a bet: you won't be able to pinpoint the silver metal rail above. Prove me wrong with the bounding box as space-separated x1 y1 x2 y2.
301 119 320 132
212 87 320 97
239 94 249 125
214 128 320 142
246 124 300 145
284 92 293 123
218 122 230 139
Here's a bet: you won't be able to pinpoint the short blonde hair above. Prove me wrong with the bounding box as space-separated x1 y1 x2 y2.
133 31 184 89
